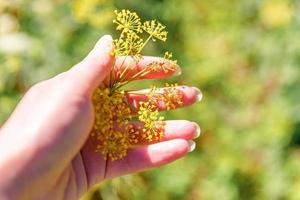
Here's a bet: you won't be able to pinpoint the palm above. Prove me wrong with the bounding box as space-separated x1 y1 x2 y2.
61 84 199 199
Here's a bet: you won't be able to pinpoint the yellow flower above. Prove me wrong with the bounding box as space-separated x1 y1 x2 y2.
91 88 133 160
161 84 183 110
90 10 183 161
113 10 143 35
138 101 165 142
114 33 144 58
142 20 168 42
95 130 129 161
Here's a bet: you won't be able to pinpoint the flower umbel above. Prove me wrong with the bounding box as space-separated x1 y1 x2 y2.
143 20 168 42
114 33 144 58
113 10 143 35
91 10 182 161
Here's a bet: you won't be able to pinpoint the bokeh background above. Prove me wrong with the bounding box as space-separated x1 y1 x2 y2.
1 0 300 199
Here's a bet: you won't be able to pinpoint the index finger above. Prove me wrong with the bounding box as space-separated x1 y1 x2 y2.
104 56 181 85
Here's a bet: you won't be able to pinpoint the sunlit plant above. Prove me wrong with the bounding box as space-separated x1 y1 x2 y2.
91 10 183 161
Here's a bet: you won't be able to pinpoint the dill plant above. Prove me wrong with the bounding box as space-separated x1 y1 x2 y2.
91 10 183 161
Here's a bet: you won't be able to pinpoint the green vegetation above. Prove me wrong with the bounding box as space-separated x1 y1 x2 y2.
1 0 300 199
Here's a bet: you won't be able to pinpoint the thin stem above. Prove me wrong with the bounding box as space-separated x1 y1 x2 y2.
110 32 154 90
118 56 129 80
139 34 153 53
108 59 116 88
111 55 129 90
130 67 151 80
116 35 153 87
116 57 133 85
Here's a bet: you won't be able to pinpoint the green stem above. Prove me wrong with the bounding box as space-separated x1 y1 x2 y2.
139 34 153 53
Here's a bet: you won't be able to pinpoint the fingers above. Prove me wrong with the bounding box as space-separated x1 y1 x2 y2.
105 56 181 83
104 139 190 179
126 86 202 113
81 120 200 187
68 35 115 96
118 120 200 144
149 120 200 142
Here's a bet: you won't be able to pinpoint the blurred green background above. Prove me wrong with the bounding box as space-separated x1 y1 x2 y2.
1 0 300 199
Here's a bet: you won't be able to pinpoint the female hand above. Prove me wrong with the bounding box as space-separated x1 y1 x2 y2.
0 35 201 200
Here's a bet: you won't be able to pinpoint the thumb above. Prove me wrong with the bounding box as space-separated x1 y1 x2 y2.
68 35 115 95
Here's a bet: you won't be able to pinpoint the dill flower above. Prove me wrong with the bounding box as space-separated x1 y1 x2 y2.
90 9 185 161
91 88 133 160
161 84 183 110
114 33 144 58
113 10 143 35
142 20 168 42
138 101 165 142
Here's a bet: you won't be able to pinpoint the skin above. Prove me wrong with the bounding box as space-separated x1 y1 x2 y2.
0 35 201 200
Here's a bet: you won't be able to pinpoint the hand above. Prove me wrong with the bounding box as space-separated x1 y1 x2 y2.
0 35 201 200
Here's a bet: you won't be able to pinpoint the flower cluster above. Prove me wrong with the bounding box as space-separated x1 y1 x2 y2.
113 10 143 35
91 10 183 161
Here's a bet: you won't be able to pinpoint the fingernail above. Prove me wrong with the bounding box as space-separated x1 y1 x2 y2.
188 140 196 152
192 87 203 102
193 122 201 139
173 64 182 76
95 35 113 49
